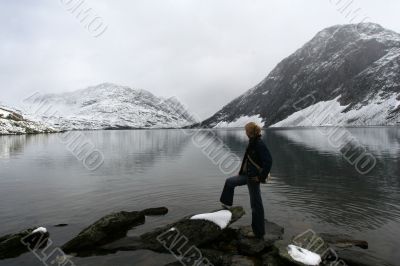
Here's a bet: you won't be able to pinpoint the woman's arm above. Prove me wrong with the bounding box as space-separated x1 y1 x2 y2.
256 141 273 183
238 150 248 175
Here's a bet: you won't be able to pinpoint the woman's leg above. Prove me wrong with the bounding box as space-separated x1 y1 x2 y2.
220 175 247 206
247 180 265 238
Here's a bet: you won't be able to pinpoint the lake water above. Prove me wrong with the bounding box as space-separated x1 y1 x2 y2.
0 128 399 266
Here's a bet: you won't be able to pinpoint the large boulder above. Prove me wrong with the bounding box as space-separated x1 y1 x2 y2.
237 220 284 256
230 255 258 266
140 206 245 255
62 207 168 255
238 238 267 256
318 233 368 250
162 249 231 266
262 250 285 266
142 207 169 216
0 227 49 260
274 240 308 266
274 230 374 266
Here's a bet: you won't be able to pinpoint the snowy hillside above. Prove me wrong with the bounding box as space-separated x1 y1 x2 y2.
197 23 400 128
0 105 57 135
22 83 197 130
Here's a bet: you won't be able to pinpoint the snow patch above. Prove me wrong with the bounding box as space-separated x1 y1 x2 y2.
272 93 400 127
190 210 232 229
0 117 56 135
32 227 48 234
287 245 321 266
213 114 265 128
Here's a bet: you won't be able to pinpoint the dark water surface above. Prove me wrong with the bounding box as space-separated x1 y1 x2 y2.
0 128 399 265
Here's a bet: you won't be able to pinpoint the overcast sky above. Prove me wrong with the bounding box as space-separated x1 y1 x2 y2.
1 0 400 119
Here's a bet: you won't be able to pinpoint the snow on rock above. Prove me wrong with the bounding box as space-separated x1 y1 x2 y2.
32 227 48 234
272 96 347 127
0 108 11 118
272 93 400 127
213 114 265 128
287 244 321 266
0 106 57 135
190 210 232 229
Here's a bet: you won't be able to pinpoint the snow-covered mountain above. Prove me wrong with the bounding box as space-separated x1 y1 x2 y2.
22 83 196 130
0 104 57 135
197 23 400 128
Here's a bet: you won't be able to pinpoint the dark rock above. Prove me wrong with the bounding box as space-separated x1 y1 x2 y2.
140 206 245 254
100 236 144 253
8 112 24 122
163 248 230 266
239 220 284 245
0 228 49 260
239 225 256 238
262 249 284 266
164 262 184 266
75 206 244 260
208 227 240 253
142 207 169 216
264 220 284 243
238 238 267 256
319 233 368 249
54 224 69 227
62 210 146 254
200 248 232 266
274 240 306 266
290 230 330 256
274 230 374 266
227 206 247 224
230 255 258 266
237 220 284 256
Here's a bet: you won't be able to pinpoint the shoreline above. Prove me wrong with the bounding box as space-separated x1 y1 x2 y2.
0 206 388 266
1 125 399 136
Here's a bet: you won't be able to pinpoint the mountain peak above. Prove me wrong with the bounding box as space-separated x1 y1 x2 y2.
198 23 400 128
23 83 196 130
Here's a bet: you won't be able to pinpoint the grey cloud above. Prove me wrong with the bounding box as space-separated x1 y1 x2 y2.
1 0 399 119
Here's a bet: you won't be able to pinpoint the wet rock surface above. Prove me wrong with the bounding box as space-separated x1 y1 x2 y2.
0 228 50 260
1 206 391 266
318 233 369 250
62 207 168 255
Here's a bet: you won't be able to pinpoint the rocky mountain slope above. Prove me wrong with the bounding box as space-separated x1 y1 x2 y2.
0 105 56 135
198 23 400 128
23 83 196 130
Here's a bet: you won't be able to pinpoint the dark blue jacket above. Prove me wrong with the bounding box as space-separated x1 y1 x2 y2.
239 136 273 183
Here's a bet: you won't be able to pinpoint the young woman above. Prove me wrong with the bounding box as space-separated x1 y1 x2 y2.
220 122 273 239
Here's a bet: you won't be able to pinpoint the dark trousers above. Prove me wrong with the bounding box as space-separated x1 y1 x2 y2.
220 175 265 237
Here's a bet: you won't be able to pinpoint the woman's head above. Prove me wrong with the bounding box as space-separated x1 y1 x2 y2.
245 122 262 139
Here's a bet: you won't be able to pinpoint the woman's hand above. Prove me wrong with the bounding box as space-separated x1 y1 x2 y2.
249 176 260 183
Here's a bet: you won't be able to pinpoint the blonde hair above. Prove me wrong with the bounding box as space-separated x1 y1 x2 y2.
245 122 262 138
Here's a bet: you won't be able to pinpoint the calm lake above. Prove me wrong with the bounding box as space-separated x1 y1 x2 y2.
0 128 399 266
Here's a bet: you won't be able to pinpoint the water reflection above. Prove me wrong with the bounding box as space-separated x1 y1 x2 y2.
273 127 400 158
0 130 191 174
204 128 400 232
0 135 26 159
215 128 400 232
97 129 191 175
0 128 399 266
